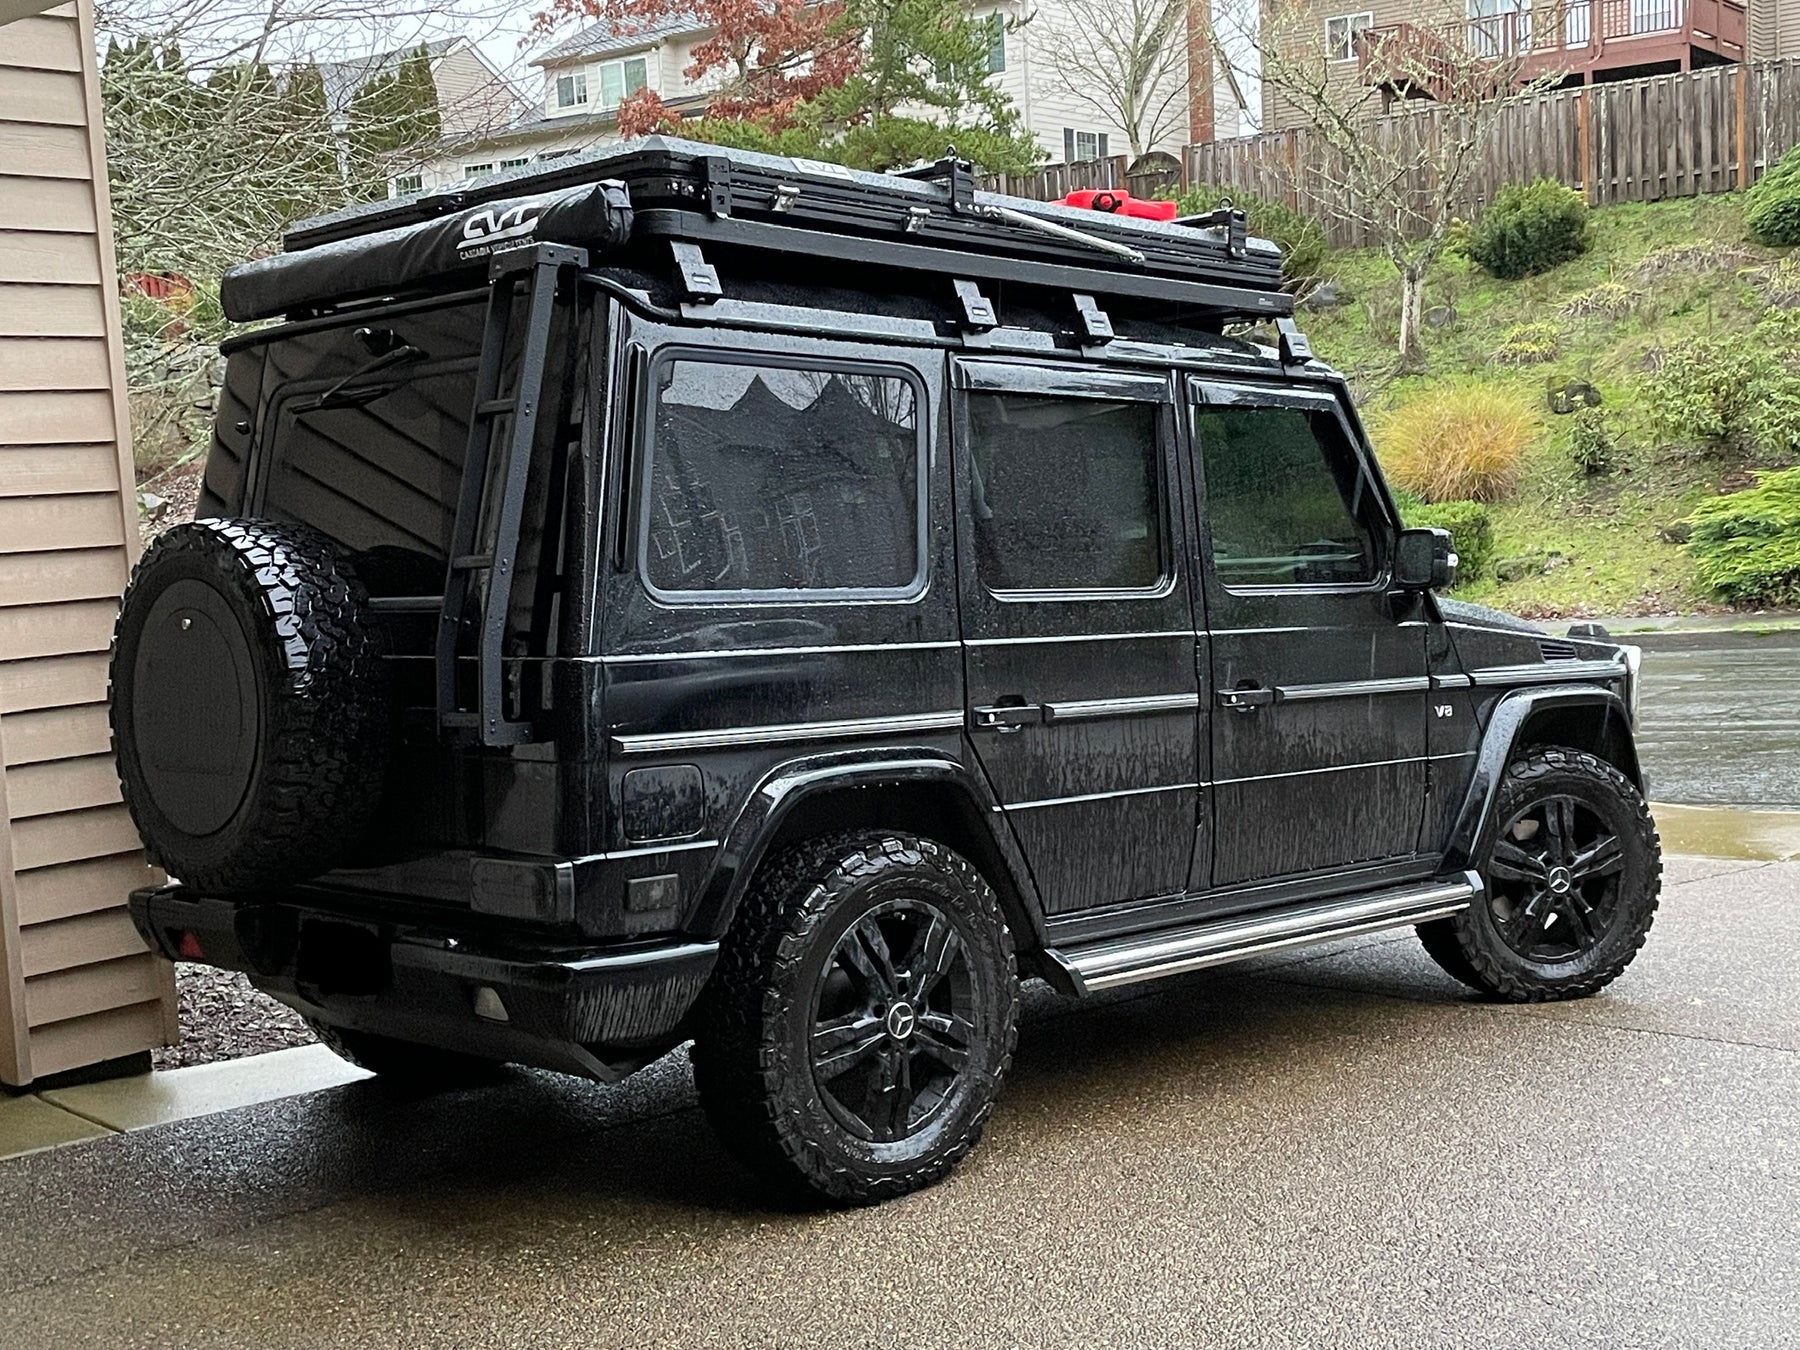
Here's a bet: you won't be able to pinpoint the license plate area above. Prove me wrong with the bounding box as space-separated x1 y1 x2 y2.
294 919 391 997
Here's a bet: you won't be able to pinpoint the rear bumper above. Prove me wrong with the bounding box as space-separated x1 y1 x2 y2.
130 884 718 1080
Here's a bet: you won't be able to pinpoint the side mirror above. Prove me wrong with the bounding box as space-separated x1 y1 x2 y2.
1395 526 1458 592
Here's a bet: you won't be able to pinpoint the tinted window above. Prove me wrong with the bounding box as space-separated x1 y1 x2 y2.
968 392 1162 592
263 361 474 595
1193 403 1379 587
644 358 921 594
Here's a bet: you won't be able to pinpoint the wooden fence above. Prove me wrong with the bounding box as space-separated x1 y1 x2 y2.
984 58 1800 248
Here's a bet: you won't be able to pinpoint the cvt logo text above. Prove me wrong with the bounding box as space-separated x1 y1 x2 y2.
460 203 543 253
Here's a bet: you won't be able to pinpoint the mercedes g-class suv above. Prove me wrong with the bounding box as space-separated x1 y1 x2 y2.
114 139 1660 1206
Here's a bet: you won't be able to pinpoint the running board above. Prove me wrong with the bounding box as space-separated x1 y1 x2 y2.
1044 873 1481 996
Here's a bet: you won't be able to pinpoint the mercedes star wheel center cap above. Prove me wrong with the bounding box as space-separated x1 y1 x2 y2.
1547 865 1574 895
885 1002 917 1040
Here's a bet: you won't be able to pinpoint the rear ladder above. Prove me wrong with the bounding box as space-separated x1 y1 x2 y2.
435 241 587 746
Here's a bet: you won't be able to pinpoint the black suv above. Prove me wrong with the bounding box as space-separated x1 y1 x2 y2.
114 139 1660 1205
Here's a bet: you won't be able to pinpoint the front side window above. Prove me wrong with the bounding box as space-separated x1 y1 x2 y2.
968 392 1163 593
1326 11 1374 60
1192 401 1380 588
643 357 923 595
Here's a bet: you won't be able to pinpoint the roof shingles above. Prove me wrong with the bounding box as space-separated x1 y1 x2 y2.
532 12 705 66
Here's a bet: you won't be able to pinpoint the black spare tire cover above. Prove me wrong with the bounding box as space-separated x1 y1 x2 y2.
110 518 389 892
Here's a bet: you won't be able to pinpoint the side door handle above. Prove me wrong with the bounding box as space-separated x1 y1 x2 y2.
1218 686 1276 714
971 702 1044 733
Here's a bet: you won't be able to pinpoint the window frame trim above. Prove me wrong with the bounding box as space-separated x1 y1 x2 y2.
632 345 933 607
1325 11 1375 62
955 360 1180 603
1188 377 1397 597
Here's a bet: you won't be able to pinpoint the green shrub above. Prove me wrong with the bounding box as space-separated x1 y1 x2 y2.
1747 142 1800 247
1568 407 1617 476
1373 382 1538 503
1687 468 1800 604
1648 323 1800 458
1174 186 1329 292
1494 321 1561 365
1401 498 1495 583
1466 179 1592 280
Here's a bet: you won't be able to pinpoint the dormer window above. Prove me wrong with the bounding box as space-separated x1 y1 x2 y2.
598 56 649 108
556 71 588 108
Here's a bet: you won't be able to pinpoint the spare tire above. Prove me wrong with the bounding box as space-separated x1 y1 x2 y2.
110 519 389 892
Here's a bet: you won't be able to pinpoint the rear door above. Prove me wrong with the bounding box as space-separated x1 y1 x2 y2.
1189 379 1429 889
952 360 1200 917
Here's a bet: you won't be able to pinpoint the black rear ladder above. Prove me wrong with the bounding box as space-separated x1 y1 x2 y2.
435 241 587 746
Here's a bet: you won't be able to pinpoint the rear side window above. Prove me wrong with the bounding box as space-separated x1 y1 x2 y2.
1192 402 1380 587
967 392 1163 593
642 356 923 596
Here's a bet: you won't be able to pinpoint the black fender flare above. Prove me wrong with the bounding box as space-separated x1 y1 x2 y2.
1445 684 1639 870
685 747 1047 948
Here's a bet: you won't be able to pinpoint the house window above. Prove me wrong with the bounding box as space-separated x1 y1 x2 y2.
499 157 531 170
598 56 649 109
1064 129 1109 163
390 173 423 197
556 72 588 108
986 12 1007 74
1325 12 1374 61
464 163 495 180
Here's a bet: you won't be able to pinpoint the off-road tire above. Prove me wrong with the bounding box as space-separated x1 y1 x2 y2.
304 1018 505 1087
110 518 388 893
1418 747 1661 1002
691 832 1019 1207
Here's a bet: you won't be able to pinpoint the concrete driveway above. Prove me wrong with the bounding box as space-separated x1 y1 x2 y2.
0 853 1794 1348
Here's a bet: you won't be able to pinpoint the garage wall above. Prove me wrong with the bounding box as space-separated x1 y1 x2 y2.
0 0 175 1086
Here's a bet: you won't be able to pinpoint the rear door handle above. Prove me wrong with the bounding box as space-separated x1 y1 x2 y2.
1218 686 1276 714
972 702 1044 733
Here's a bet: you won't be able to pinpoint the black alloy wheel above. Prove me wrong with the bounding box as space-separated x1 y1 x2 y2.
692 832 1018 1207
1417 747 1661 1002
1485 794 1625 964
809 899 976 1145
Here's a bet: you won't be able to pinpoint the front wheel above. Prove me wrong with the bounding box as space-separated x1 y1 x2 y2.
1419 747 1662 1002
691 832 1019 1207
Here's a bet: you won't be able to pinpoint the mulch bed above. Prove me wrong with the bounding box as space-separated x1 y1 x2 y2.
151 965 316 1071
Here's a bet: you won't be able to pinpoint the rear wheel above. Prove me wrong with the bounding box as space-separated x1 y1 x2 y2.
305 1019 505 1088
691 832 1019 1207
1418 747 1661 1002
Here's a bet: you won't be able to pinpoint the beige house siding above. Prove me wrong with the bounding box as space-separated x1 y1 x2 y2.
1750 0 1800 59
433 44 525 140
0 0 175 1087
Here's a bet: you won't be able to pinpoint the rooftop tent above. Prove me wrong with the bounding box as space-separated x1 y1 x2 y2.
222 137 1293 326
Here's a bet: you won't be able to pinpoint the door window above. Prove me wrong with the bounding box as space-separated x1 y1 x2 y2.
967 391 1163 594
1192 401 1381 588
642 355 924 596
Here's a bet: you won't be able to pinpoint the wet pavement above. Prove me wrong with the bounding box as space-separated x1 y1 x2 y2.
0 852 1793 1348
1634 633 1800 808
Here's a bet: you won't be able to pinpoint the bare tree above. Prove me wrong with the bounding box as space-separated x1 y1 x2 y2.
96 0 521 476
1205 0 1563 368
1033 0 1191 161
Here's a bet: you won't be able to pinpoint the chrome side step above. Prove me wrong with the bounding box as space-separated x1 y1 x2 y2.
1045 873 1481 996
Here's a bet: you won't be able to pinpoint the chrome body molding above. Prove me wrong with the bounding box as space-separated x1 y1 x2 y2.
998 782 1199 813
597 639 961 664
1049 876 1479 993
1041 692 1202 722
1468 659 1626 687
1210 754 1429 787
1274 675 1433 703
586 838 720 861
611 711 965 756
963 629 1197 647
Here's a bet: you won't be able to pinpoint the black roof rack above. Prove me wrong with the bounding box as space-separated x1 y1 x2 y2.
232 136 1290 325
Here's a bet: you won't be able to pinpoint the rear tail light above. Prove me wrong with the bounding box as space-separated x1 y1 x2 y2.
174 930 205 961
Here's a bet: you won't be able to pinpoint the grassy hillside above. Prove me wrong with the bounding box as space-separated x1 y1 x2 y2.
1298 193 1792 617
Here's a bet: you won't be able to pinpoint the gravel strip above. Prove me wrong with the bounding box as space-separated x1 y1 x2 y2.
152 964 316 1070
